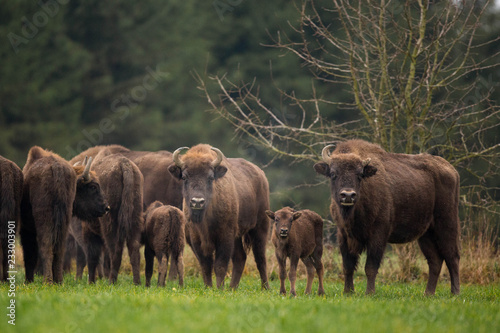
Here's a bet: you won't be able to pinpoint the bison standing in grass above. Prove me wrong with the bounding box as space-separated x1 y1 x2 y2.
314 140 460 295
0 156 23 282
143 201 185 287
73 149 144 285
20 147 109 283
266 207 325 297
169 144 270 289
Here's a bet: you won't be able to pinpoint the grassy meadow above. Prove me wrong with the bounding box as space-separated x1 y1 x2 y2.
1 245 499 333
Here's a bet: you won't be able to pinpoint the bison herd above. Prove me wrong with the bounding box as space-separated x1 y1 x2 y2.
0 140 461 296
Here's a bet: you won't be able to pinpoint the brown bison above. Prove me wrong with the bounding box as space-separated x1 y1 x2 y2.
266 207 325 296
72 149 144 284
169 144 270 289
314 140 460 295
20 147 109 283
0 156 23 282
143 201 185 287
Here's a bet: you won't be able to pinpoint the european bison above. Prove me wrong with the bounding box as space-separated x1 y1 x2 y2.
169 144 270 289
20 147 108 283
0 156 23 282
143 201 185 287
73 149 144 284
267 207 325 296
314 140 460 295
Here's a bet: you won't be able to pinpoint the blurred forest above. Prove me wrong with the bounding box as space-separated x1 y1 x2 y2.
1 0 499 221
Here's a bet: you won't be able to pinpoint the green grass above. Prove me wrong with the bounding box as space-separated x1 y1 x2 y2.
1 273 499 333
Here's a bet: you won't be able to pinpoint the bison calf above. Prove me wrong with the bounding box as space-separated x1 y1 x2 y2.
266 207 325 297
143 201 185 287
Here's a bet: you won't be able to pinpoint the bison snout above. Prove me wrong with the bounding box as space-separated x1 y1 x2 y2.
279 227 289 238
190 197 206 210
340 190 357 206
105 205 111 213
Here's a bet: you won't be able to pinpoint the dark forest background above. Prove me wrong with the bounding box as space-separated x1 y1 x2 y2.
1 0 499 218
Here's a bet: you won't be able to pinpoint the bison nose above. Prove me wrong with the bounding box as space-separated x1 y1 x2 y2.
279 227 289 238
105 206 110 213
340 190 356 206
190 197 205 210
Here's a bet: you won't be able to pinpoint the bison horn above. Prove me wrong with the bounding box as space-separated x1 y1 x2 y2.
82 156 93 182
321 144 335 161
83 156 88 166
73 161 82 167
210 147 224 167
362 158 372 167
173 147 189 168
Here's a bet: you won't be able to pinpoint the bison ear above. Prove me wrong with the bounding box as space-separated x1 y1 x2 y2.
314 162 330 177
363 164 377 178
292 211 302 220
168 164 182 180
265 210 275 220
214 165 227 179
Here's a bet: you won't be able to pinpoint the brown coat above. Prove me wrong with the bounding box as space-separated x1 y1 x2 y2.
143 201 185 287
20 147 107 283
0 156 23 281
169 144 270 289
267 207 324 296
314 139 460 295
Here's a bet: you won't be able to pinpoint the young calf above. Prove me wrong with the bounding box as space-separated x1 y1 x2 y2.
143 201 185 287
266 207 325 296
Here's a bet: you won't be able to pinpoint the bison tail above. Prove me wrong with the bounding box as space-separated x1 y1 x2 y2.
51 163 72 247
118 160 140 240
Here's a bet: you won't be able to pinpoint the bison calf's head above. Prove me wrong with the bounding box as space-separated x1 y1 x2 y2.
73 157 109 220
266 208 301 239
168 145 227 223
314 145 377 211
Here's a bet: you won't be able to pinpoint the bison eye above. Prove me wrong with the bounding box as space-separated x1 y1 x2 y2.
330 173 337 180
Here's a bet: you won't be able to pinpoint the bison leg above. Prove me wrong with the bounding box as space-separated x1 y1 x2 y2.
85 232 104 284
365 243 386 295
288 255 300 297
20 228 38 283
126 239 141 285
434 225 460 295
108 239 124 284
36 227 54 284
63 234 76 274
249 229 269 290
167 256 178 282
302 257 315 295
312 247 325 296
338 230 360 294
418 231 444 296
176 253 184 287
229 237 247 289
214 240 233 289
191 240 213 287
75 244 86 280
276 253 287 295
157 254 168 287
144 245 154 287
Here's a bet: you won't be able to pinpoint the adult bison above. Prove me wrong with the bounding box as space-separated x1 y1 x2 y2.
0 156 23 282
20 147 109 283
314 140 460 295
169 144 270 289
71 149 144 284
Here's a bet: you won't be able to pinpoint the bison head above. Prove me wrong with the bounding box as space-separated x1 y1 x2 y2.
266 207 301 239
73 157 110 221
314 145 377 212
168 145 227 223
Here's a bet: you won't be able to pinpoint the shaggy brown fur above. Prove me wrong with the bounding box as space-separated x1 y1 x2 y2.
314 140 460 295
143 201 185 287
267 207 324 296
169 144 270 289
0 156 23 282
71 149 144 285
20 147 108 283
66 145 182 280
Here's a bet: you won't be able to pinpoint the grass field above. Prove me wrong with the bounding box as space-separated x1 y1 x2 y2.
1 270 499 333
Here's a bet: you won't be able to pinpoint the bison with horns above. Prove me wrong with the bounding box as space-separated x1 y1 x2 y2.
314 140 460 295
20 147 109 283
168 144 270 289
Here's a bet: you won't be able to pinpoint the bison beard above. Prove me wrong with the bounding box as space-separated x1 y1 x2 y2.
315 140 461 295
